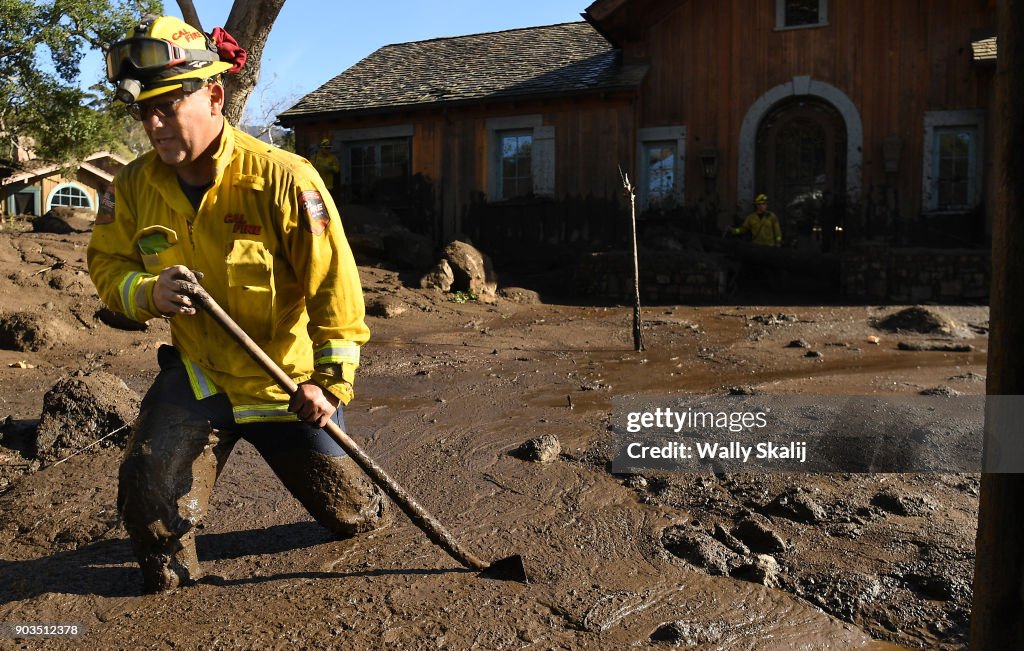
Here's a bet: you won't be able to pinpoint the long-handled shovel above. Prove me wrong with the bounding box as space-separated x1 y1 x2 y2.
182 279 528 583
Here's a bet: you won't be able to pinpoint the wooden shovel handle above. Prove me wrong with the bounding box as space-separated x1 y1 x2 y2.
181 280 488 572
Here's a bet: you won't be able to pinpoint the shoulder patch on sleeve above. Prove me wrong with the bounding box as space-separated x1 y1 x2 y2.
301 189 330 236
96 184 115 225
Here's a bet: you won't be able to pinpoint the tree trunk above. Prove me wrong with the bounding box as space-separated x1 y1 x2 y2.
176 0 286 126
222 0 286 126
969 1 1024 648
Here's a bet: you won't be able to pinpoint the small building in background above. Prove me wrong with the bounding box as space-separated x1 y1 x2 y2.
1 151 128 221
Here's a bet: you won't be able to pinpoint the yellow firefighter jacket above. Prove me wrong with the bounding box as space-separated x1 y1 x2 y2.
310 149 341 191
733 211 783 246
88 124 368 423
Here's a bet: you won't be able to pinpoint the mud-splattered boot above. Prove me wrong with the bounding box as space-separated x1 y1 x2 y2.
261 449 391 538
118 404 228 593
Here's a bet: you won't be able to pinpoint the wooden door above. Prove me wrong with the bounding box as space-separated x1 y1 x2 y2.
756 99 847 250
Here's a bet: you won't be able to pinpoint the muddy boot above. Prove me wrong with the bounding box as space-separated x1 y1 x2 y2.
118 404 227 593
261 449 391 537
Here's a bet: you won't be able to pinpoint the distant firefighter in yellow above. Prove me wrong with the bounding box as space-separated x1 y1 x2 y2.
311 137 341 193
732 194 783 246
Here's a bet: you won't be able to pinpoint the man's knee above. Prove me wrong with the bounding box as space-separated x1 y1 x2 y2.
263 450 391 537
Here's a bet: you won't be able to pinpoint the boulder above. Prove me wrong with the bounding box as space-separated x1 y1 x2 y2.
366 296 408 319
514 434 561 463
30 208 92 234
442 241 498 301
498 287 541 304
420 259 454 292
33 372 138 463
661 525 737 576
0 311 73 352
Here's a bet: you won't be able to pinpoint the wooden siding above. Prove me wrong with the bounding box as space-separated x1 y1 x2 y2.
294 0 995 244
298 93 637 237
632 0 995 221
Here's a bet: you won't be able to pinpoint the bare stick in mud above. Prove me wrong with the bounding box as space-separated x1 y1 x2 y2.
619 167 645 352
180 277 528 583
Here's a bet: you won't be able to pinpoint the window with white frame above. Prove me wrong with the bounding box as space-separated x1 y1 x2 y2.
922 111 984 212
486 115 555 201
637 126 686 210
776 0 828 29
498 131 533 200
47 183 92 211
643 142 677 207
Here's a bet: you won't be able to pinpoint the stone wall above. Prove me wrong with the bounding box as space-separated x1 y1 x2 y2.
840 247 990 303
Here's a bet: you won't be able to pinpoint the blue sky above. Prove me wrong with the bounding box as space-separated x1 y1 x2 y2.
86 1 588 123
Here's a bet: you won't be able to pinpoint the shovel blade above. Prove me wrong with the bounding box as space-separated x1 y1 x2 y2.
479 554 528 583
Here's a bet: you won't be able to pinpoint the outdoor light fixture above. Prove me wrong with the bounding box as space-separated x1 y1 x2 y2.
699 146 719 180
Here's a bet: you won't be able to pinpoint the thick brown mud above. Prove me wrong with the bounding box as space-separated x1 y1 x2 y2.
0 229 985 649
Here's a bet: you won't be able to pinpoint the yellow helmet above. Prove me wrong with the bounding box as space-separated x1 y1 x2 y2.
320 138 332 147
106 16 234 103
755 194 768 204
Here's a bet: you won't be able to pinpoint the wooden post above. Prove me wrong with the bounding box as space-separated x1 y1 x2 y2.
970 2 1024 648
620 168 645 352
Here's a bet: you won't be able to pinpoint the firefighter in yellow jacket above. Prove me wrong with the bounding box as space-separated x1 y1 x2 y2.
89 16 388 593
311 137 341 194
732 194 783 246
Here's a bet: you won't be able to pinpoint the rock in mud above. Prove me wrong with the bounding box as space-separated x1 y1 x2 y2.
514 434 561 463
873 306 968 337
765 488 827 524
498 287 541 304
870 489 935 517
918 385 961 396
419 259 454 292
442 240 498 301
366 296 408 319
660 524 737 575
731 554 781 588
711 523 750 555
732 516 788 553
31 210 76 234
0 311 72 352
33 372 138 463
650 619 725 646
786 339 810 348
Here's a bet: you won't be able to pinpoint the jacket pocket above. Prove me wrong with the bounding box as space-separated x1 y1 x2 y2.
136 225 184 273
225 239 276 342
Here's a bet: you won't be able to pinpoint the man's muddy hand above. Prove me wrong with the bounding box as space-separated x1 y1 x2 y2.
289 382 340 428
154 266 204 316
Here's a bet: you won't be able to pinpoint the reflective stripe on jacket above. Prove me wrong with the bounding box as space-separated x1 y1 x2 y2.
88 124 369 417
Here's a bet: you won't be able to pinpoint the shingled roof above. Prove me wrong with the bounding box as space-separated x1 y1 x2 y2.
279 21 644 121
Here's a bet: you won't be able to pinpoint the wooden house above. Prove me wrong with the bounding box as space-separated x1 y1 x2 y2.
1 151 128 221
279 0 997 301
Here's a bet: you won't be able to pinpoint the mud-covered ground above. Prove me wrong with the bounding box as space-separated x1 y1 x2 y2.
0 226 988 650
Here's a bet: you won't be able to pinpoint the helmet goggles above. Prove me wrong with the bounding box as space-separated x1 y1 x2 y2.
105 37 218 83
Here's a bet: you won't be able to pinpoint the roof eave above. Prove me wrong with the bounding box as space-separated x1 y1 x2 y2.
278 84 640 127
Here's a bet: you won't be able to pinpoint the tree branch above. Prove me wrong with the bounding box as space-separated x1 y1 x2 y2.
176 0 204 32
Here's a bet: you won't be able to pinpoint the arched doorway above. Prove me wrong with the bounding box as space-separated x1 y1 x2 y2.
756 98 846 251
